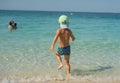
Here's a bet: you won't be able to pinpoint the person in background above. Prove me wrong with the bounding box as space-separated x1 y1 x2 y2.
8 20 17 31
14 23 17 30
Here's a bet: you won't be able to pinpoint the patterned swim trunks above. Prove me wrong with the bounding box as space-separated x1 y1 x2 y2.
57 45 70 55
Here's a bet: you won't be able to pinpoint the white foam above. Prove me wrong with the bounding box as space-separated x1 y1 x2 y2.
1 75 120 83
1 78 9 83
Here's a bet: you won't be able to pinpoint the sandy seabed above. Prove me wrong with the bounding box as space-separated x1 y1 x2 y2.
1 75 120 83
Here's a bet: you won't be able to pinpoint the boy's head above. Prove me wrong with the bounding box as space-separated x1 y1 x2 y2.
58 15 69 28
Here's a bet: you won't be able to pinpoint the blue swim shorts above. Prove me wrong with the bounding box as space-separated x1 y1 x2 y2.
57 45 70 55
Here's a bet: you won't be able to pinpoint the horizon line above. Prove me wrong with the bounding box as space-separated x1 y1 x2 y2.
0 9 120 14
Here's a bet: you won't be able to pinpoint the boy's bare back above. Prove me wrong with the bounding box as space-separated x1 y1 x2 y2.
57 28 75 48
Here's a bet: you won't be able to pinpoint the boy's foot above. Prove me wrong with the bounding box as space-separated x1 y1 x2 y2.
57 64 63 70
65 74 76 80
66 74 71 78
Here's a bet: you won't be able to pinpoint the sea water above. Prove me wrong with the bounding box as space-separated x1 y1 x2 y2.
0 10 120 82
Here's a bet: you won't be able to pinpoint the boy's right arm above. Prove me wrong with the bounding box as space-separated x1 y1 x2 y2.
70 31 75 41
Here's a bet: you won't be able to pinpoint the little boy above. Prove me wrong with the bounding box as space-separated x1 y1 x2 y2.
50 15 75 76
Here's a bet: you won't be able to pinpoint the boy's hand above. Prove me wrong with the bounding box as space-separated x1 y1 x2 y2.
50 45 54 51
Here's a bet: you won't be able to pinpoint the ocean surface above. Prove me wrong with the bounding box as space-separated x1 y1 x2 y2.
0 10 120 82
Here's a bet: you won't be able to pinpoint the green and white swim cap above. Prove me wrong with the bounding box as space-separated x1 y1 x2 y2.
58 15 69 25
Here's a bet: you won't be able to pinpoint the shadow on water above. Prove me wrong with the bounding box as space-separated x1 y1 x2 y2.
72 66 113 76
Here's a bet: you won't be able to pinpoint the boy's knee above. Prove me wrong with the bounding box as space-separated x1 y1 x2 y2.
64 60 69 65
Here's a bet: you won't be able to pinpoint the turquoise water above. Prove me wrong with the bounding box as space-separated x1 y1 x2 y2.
0 10 120 81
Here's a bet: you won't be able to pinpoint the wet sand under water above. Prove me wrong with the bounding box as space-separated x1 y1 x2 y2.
1 75 120 83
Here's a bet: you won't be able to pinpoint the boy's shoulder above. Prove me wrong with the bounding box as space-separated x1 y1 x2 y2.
56 28 62 31
56 28 61 34
57 28 71 30
57 28 71 32
56 28 61 31
56 28 72 35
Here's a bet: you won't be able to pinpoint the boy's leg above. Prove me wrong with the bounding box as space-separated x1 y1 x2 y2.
64 55 71 75
56 52 63 70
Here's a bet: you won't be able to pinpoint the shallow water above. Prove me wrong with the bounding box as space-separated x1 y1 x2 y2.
0 10 120 81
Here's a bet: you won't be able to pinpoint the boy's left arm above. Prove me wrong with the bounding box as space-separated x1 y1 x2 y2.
50 29 60 51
